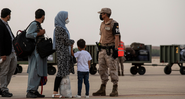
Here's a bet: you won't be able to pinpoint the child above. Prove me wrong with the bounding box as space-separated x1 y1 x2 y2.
72 39 92 98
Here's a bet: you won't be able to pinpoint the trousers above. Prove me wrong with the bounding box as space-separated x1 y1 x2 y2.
117 56 126 73
98 49 118 85
0 52 17 91
77 71 89 96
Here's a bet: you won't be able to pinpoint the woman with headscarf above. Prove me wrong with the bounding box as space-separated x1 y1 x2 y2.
52 11 74 98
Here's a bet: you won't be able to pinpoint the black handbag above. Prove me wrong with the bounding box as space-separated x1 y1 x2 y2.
37 37 55 58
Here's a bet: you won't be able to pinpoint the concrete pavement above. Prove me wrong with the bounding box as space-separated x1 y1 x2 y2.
2 57 185 99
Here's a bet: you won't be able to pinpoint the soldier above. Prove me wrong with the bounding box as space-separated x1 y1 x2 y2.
93 8 120 97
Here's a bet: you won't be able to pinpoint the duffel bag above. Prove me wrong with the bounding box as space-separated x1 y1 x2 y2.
130 42 145 50
125 47 136 61
37 37 55 58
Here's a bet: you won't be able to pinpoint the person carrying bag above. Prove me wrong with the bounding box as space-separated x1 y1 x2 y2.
35 21 55 59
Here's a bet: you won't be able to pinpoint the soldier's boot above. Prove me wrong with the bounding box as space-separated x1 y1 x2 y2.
92 84 106 96
118 71 121 76
110 84 118 97
122 71 124 76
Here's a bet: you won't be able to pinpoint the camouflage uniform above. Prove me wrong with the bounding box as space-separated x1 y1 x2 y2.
93 8 120 97
99 44 119 85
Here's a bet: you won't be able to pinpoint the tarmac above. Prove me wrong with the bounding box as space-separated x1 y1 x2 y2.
2 57 185 99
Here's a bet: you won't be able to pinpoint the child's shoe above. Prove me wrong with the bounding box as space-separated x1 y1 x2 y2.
85 95 89 98
75 95 81 98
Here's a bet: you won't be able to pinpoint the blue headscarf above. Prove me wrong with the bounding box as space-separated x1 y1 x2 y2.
53 11 71 55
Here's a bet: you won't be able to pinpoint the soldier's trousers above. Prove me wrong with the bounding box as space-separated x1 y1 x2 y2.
98 49 118 85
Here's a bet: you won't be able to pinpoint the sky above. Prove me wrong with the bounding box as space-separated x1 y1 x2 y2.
0 0 185 47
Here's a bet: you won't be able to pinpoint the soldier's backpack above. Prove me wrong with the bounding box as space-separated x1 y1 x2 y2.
13 21 36 58
130 42 145 50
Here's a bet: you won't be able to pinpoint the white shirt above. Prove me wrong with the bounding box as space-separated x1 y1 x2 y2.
74 50 92 72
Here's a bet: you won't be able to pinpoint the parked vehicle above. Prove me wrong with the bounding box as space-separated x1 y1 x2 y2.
160 45 185 75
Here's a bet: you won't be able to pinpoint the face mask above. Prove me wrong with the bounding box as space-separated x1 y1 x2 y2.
65 19 69 24
99 14 103 21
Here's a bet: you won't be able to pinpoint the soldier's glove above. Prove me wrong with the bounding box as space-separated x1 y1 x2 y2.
96 42 101 51
112 48 118 59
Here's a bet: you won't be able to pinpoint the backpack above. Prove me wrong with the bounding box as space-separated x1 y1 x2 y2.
13 22 36 58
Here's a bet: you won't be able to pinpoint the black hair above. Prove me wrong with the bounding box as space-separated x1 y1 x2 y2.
107 14 111 18
77 39 86 49
35 9 45 19
1 8 11 18
119 35 121 40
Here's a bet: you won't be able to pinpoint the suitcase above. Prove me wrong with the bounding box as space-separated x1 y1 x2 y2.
138 50 149 61
180 49 185 61
130 42 145 50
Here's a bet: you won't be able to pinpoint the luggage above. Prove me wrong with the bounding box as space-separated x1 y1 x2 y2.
13 22 35 58
180 49 185 61
138 50 149 61
130 42 145 50
59 75 72 98
125 48 136 61
39 76 47 95
37 38 55 58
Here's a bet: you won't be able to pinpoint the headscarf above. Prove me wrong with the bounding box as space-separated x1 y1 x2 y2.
53 11 71 55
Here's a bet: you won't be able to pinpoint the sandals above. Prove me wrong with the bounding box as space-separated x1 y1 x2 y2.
52 94 63 98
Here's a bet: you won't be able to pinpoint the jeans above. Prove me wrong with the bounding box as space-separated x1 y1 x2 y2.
77 71 89 96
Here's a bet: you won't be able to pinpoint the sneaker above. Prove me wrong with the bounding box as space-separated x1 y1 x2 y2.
2 90 13 97
75 95 81 98
85 95 89 98
26 91 37 98
35 91 45 97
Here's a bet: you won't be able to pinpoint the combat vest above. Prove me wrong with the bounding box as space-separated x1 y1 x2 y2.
99 19 118 45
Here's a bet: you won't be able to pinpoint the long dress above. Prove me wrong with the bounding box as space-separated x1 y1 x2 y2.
26 21 47 91
55 26 74 77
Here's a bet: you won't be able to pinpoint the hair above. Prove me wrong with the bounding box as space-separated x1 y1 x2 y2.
1 8 11 18
77 39 86 49
35 9 45 19
107 14 111 18
119 35 121 40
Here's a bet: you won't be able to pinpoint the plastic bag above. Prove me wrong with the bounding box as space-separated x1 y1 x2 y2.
59 75 72 98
